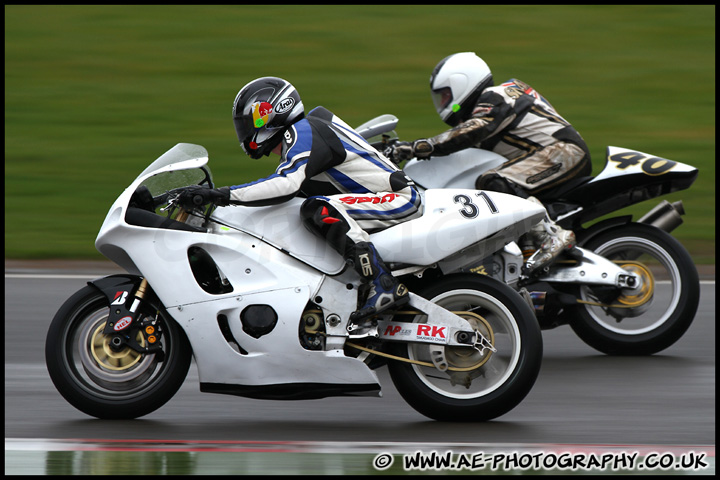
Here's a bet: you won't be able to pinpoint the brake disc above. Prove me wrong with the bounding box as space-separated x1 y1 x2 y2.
427 311 495 387
609 261 655 317
90 323 145 371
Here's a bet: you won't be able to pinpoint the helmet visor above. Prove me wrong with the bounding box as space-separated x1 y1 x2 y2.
233 114 255 144
431 87 453 112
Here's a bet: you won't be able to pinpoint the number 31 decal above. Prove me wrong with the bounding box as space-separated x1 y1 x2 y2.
454 192 499 219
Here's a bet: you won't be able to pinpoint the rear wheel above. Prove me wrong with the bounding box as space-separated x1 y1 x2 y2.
45 284 192 419
571 223 699 355
388 274 542 421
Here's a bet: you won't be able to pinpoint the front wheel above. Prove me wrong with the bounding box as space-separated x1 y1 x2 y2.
571 223 700 355
45 284 192 419
388 274 542 422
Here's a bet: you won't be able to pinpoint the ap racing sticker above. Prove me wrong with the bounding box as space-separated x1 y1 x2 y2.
379 321 448 344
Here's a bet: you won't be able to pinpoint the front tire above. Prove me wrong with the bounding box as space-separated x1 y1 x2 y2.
388 274 542 421
45 284 192 419
571 223 700 355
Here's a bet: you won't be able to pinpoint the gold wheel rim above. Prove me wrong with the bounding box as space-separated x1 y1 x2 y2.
615 261 655 308
89 324 145 371
445 311 494 369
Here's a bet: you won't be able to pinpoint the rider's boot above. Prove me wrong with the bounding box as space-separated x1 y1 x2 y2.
522 197 578 275
347 242 409 323
523 221 577 274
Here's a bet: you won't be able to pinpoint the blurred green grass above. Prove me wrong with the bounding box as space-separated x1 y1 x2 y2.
5 5 715 263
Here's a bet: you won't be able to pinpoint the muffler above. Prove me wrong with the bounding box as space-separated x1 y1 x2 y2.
638 200 685 233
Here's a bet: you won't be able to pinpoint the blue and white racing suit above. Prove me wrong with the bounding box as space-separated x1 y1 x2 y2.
227 106 422 256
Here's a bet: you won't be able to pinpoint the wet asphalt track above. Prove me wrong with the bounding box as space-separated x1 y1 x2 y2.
4 262 715 474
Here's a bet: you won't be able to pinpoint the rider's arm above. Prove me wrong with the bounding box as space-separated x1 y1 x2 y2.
427 92 516 157
226 153 310 206
227 118 347 206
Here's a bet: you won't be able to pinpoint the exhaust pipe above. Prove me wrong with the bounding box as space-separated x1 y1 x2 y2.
638 200 685 233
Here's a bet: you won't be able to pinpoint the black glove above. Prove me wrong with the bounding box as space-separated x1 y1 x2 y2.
412 139 434 159
389 141 413 162
389 139 434 162
177 186 230 208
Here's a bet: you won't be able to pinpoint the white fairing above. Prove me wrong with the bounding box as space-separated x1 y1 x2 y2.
93 143 544 391
210 188 545 273
211 199 346 274
405 146 697 193
403 149 506 189
371 189 545 266
590 146 698 183
97 183 378 387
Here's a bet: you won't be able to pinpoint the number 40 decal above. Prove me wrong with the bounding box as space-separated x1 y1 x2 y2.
454 192 499 219
609 151 677 176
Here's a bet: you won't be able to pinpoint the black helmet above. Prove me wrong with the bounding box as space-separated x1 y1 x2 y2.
232 77 304 159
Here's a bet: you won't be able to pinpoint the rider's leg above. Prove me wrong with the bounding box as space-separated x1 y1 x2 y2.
521 197 577 274
345 240 409 321
476 170 577 275
300 197 410 322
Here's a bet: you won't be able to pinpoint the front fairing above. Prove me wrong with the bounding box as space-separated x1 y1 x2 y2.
91 144 379 390
95 143 214 271
135 143 214 198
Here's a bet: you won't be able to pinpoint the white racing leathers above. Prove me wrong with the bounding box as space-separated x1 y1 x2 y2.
428 79 592 200
227 106 422 252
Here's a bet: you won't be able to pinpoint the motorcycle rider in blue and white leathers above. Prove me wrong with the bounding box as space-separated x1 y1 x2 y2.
179 77 421 323
391 52 591 274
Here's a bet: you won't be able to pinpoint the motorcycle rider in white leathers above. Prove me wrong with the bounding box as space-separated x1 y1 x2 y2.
391 52 592 274
178 77 421 323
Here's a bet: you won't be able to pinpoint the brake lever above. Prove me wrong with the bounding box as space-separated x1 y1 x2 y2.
152 192 170 208
160 192 180 213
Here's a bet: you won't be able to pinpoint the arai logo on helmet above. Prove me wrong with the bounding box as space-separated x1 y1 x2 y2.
275 97 295 115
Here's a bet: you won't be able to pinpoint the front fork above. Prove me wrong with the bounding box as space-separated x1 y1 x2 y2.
91 275 164 356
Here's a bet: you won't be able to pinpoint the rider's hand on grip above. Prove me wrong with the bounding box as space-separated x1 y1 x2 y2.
177 186 230 208
411 139 434 159
389 141 414 162
389 140 434 162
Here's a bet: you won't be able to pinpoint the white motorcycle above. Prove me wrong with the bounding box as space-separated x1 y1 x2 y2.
45 143 545 422
357 115 700 356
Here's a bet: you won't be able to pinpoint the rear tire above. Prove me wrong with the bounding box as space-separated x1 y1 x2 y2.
571 223 699 355
388 274 542 421
45 285 192 419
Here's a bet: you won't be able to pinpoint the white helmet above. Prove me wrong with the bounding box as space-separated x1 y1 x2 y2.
430 52 493 126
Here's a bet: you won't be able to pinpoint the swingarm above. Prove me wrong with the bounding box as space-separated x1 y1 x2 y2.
347 292 496 357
